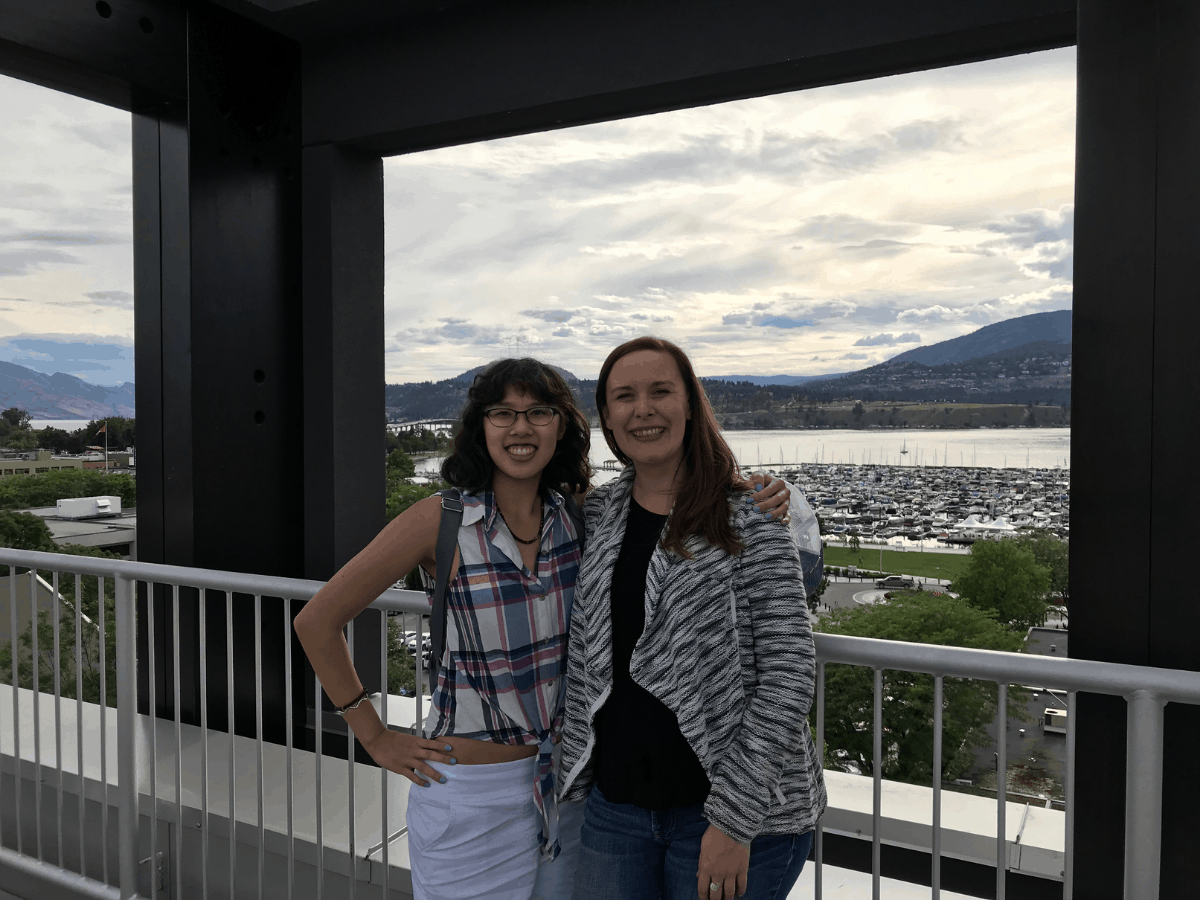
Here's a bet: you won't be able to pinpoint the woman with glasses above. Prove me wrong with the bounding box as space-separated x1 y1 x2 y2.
295 356 795 900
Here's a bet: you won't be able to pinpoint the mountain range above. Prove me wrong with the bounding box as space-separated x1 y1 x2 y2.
0 309 1071 421
386 309 1072 420
0 360 135 419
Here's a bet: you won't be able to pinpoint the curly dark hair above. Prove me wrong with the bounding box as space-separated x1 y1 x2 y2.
440 357 592 495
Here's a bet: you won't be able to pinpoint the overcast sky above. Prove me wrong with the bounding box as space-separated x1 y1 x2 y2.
0 46 1074 387
384 47 1075 382
0 74 133 384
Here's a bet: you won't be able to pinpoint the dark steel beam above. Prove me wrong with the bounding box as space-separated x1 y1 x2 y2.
0 0 185 110
1072 0 1200 894
301 0 1075 154
301 144 387 715
301 145 386 580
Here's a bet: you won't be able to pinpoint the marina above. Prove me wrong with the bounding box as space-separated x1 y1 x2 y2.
780 461 1069 544
415 427 1072 544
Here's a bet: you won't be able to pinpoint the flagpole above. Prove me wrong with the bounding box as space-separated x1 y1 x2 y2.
104 421 108 473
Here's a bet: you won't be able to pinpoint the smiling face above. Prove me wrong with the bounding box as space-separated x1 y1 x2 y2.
483 386 564 490
601 349 693 473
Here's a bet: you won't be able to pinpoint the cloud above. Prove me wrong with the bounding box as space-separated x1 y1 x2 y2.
790 215 919 245
369 47 1076 380
390 318 550 349
897 305 971 324
854 332 922 347
759 316 816 329
838 239 919 255
85 290 134 308
0 230 119 246
0 247 80 275
0 334 134 384
522 308 575 323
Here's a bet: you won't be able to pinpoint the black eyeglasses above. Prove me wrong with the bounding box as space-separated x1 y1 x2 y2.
483 406 559 427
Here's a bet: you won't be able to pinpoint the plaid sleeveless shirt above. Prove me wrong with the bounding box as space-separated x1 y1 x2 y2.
422 488 582 856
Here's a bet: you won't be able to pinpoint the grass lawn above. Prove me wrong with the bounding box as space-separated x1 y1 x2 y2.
823 544 971 581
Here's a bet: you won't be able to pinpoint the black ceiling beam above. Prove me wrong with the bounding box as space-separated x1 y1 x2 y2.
302 0 1075 155
0 0 185 112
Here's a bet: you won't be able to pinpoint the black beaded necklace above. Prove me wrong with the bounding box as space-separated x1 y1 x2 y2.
497 501 544 545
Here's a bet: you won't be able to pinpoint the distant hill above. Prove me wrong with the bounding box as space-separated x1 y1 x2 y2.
385 364 583 421
446 364 579 385
0 360 135 418
802 339 1071 406
705 373 847 386
384 311 1074 422
886 309 1071 366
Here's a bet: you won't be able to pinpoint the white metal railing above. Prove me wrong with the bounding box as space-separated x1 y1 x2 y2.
2 547 1198 900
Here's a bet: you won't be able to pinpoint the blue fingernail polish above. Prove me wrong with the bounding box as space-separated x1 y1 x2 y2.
743 496 753 504
444 744 453 751
755 483 763 491
762 511 771 519
439 776 447 784
450 758 458 764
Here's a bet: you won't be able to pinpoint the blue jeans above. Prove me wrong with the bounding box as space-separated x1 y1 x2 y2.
571 786 812 900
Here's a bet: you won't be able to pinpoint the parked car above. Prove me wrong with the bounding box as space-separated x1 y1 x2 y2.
875 575 916 590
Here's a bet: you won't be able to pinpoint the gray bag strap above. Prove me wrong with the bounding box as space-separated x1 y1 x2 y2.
428 489 463 687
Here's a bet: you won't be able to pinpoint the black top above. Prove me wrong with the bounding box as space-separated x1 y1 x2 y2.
593 496 711 810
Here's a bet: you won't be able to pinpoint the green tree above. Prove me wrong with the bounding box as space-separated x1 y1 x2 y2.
954 539 1052 629
386 616 419 695
0 510 58 558
1011 530 1069 606
848 534 861 553
386 448 417 479
0 546 122 706
1 407 31 429
34 426 74 452
0 469 136 510
83 417 135 451
386 482 444 522
816 592 1026 784
807 575 829 613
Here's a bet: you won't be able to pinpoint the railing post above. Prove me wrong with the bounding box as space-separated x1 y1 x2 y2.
1124 689 1164 900
115 574 140 900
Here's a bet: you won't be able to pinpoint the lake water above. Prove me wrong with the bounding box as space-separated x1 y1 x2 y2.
29 419 93 432
418 427 1071 485
644 427 1071 471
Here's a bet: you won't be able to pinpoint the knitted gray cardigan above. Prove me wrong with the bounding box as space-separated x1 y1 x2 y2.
557 467 827 843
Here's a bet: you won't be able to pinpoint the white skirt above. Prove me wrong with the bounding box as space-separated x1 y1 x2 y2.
406 756 584 900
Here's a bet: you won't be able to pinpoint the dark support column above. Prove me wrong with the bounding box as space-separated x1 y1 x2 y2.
1072 1 1200 894
134 2 306 741
186 0 304 744
1148 1 1200 892
300 144 386 748
133 106 201 720
301 145 386 580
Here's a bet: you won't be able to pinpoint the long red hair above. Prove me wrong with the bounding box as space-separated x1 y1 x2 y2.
596 336 743 558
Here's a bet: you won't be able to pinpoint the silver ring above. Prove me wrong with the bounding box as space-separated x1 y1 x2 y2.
709 882 721 893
